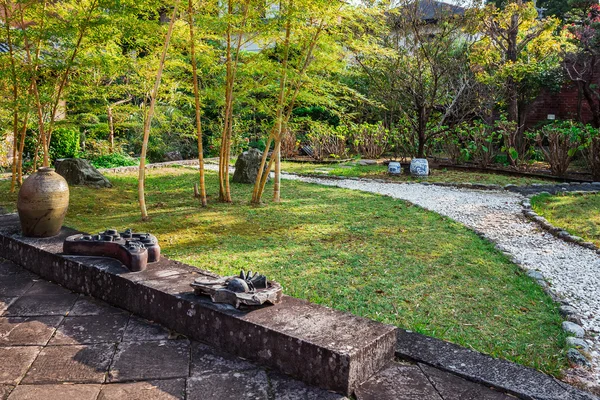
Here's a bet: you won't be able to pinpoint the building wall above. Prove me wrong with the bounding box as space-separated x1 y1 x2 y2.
526 83 595 128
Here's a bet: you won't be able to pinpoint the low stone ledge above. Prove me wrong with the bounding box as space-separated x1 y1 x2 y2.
395 330 598 400
0 214 396 396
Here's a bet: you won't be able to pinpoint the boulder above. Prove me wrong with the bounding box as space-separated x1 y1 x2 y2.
233 148 268 184
164 151 183 162
55 158 112 188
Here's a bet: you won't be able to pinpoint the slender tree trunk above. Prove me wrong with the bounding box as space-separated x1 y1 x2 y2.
188 0 207 207
3 1 20 192
107 106 115 153
138 1 179 220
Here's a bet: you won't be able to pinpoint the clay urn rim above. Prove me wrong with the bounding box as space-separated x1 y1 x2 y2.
37 167 55 173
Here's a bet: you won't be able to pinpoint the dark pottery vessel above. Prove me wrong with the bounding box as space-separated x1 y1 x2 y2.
17 167 69 237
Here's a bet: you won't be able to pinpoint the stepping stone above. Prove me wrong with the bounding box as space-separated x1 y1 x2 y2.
6 384 100 400
70 296 128 317
0 347 41 385
50 314 130 345
186 369 269 400
269 372 349 400
4 294 79 317
98 379 185 400
419 364 514 399
22 343 115 384
190 342 256 377
355 362 442 400
122 317 172 342
0 316 63 346
108 340 189 382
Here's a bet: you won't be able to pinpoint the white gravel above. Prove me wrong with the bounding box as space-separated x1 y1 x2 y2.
281 174 600 385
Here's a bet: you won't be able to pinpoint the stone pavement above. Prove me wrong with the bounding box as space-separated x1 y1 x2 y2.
0 258 518 399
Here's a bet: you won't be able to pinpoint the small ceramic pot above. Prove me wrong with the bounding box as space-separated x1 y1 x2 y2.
410 158 429 177
17 167 69 237
388 162 402 175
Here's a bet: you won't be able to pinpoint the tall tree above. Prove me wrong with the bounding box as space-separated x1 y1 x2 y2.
138 1 180 220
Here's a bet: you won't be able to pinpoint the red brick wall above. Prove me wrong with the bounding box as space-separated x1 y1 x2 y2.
526 83 595 128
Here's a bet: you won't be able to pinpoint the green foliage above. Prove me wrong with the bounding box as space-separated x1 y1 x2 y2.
49 127 81 161
348 122 390 159
306 122 348 160
89 152 139 169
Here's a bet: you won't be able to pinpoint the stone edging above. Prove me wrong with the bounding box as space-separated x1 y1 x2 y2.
521 192 600 256
520 191 599 370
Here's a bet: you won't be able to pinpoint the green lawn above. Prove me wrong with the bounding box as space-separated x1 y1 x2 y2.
0 168 568 375
532 192 600 247
280 161 552 186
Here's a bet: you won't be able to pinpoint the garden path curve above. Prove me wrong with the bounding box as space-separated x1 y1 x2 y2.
281 173 600 385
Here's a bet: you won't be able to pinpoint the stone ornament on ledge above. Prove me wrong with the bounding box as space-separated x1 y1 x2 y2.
388 162 402 175
410 158 429 177
191 270 283 308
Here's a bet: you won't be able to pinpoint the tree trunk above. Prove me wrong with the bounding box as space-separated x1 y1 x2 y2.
138 1 179 220
188 0 207 207
107 105 115 153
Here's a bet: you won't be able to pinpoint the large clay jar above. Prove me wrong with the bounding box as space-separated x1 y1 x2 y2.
17 167 69 237
410 158 429 177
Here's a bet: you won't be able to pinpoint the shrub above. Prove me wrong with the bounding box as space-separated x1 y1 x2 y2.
281 129 298 158
306 122 348 160
495 117 532 169
584 129 600 180
457 121 499 168
528 121 588 177
49 127 80 161
77 113 100 125
89 153 139 169
349 122 390 159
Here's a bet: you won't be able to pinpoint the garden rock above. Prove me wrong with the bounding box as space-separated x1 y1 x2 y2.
526 270 544 281
567 337 590 352
563 321 585 338
164 151 183 162
233 148 268 184
568 349 591 368
55 158 112 188
359 159 377 166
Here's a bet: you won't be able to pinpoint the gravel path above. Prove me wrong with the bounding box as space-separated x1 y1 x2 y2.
281 173 600 385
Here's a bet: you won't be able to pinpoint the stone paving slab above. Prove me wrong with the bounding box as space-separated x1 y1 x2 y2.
22 343 116 384
49 314 129 345
0 275 34 298
97 379 186 400
0 316 63 346
6 384 101 400
190 341 257 376
186 369 270 400
0 298 15 314
108 340 190 382
355 362 443 400
0 385 13 400
0 347 41 385
4 293 78 317
418 364 514 400
24 280 73 296
269 373 349 400
122 316 173 341
70 295 130 316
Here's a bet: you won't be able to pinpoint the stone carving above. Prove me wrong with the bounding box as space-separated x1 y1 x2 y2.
55 158 112 188
191 270 282 308
63 229 160 272
410 158 429 177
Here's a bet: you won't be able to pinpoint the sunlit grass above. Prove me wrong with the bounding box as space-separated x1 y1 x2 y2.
532 192 600 247
0 168 568 375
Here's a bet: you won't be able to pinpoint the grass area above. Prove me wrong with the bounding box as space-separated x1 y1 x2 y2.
532 192 600 247
0 168 568 375
280 161 552 186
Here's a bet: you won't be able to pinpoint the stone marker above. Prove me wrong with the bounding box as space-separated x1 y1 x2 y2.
55 158 112 188
232 148 267 184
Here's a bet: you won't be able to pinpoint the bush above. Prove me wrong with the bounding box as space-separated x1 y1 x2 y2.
584 130 600 180
306 122 348 160
89 153 139 169
496 117 532 169
349 122 390 159
455 121 499 168
77 113 100 125
528 121 589 177
49 127 80 161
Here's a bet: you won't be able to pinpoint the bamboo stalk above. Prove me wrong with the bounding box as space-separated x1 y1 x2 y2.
138 1 180 220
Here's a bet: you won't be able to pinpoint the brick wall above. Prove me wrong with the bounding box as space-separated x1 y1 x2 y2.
527 83 595 128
